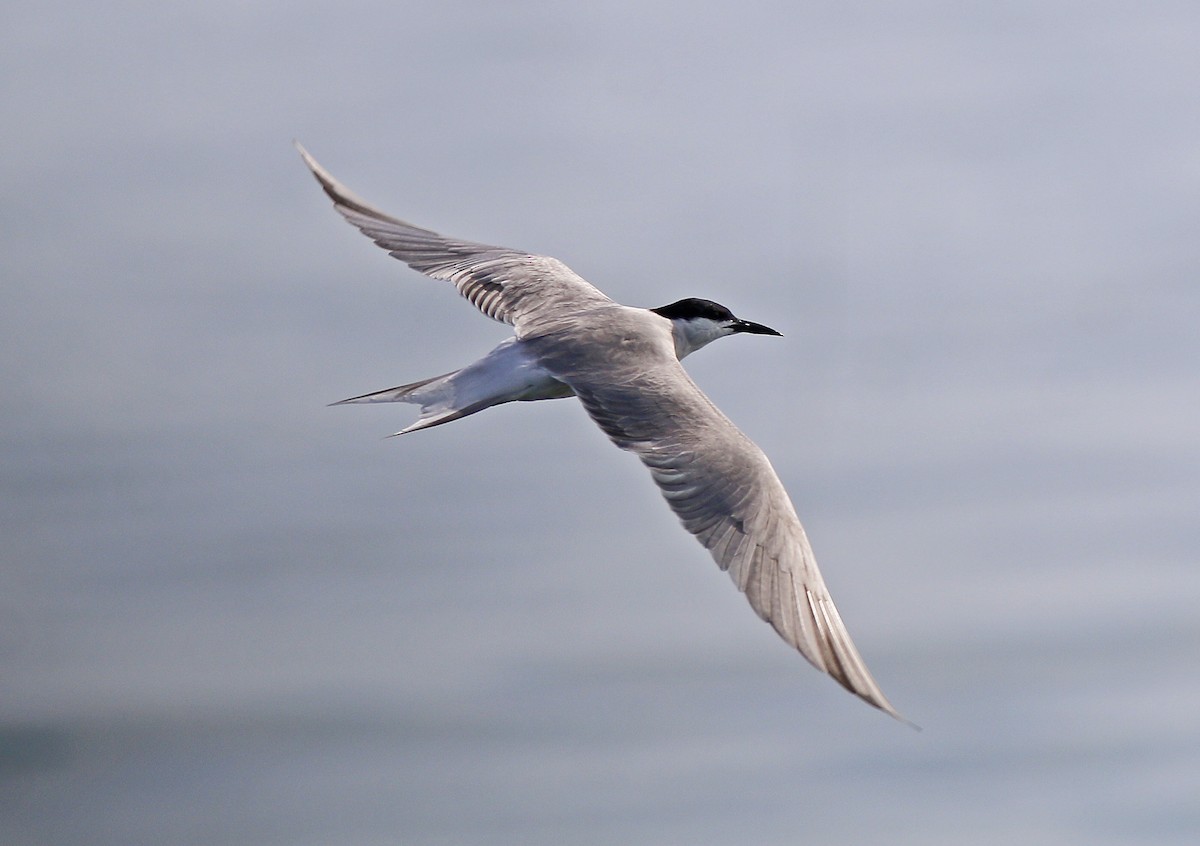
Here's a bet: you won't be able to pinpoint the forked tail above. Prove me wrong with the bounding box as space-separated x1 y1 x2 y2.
329 371 455 406
331 337 574 437
330 369 498 436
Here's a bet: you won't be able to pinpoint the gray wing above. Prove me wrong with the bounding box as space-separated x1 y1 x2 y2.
296 143 613 332
533 329 907 721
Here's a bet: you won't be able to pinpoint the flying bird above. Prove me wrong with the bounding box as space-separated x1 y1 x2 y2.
297 143 907 722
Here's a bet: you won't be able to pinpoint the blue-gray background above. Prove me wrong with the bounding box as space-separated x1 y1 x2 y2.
3 2 1198 844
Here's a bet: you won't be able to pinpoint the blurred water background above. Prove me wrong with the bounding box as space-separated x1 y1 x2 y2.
3 2 1198 843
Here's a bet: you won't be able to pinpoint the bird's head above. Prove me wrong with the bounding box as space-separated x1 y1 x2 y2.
650 297 782 359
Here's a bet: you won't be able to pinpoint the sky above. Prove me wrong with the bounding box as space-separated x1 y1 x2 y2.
2 1 1198 843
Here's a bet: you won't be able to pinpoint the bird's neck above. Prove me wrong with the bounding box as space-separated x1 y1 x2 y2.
670 319 729 360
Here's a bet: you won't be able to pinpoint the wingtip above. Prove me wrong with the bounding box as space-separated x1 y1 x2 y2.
883 705 922 731
292 141 408 227
869 696 920 730
293 140 329 184
293 139 313 167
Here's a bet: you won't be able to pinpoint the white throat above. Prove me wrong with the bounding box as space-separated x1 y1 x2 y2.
670 318 733 360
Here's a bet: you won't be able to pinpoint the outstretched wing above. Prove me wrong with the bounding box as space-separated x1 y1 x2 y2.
532 324 907 722
296 143 613 333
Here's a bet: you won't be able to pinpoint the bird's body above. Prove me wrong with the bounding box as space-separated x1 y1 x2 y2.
334 335 575 434
298 143 907 723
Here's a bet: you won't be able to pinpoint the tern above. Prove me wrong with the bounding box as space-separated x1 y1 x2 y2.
297 143 907 722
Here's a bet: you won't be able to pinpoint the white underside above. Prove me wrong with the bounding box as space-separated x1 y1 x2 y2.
339 337 574 435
